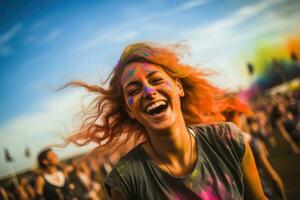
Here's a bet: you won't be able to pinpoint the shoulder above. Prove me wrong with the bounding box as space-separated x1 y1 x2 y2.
191 122 246 163
115 145 145 172
107 146 145 180
190 122 243 141
105 145 146 198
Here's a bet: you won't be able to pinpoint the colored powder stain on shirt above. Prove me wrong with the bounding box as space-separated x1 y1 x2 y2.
198 186 220 200
225 131 231 140
105 123 246 200
191 168 200 179
216 178 228 198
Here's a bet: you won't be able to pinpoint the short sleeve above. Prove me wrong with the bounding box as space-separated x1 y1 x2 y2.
105 167 130 199
226 122 246 164
194 122 246 165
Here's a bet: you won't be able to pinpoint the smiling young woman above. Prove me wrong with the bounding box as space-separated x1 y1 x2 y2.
65 42 267 200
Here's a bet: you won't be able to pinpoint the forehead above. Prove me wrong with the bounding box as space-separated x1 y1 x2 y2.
121 62 164 83
47 151 55 157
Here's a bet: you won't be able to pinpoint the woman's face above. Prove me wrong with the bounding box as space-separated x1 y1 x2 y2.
121 62 184 131
44 150 59 167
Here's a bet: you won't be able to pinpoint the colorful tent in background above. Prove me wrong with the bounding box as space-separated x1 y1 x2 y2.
238 34 300 101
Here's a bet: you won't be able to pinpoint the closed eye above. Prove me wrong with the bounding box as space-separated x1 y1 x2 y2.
127 88 140 96
151 78 163 85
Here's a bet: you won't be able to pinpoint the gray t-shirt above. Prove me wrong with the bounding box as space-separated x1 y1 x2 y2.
105 122 246 200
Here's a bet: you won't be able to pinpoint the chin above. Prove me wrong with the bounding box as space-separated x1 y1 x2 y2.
146 119 177 131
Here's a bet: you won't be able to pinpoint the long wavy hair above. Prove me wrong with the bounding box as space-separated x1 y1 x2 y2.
65 42 238 153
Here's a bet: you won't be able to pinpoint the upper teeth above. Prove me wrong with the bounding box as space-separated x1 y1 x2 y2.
146 101 166 113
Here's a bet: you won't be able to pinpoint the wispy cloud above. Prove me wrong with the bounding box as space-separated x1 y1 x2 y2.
73 30 138 53
0 90 96 177
30 19 48 31
176 0 291 58
184 0 283 37
0 90 85 140
42 29 62 44
129 0 207 24
0 24 22 44
0 23 22 56
114 31 138 42
165 0 297 89
73 0 208 53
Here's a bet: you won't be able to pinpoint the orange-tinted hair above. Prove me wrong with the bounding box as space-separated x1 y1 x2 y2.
65 42 235 152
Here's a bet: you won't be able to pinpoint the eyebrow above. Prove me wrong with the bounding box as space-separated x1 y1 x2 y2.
124 71 160 89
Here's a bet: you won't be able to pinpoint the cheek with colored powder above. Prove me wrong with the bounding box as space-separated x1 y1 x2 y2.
128 97 135 109
159 81 172 94
164 81 172 89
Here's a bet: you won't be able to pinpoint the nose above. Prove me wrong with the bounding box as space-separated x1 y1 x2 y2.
143 86 157 98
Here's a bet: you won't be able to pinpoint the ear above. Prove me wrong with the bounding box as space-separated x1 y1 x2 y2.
175 79 184 97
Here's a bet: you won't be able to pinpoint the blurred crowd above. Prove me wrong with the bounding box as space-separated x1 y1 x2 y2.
1 88 299 200
249 89 300 200
0 148 121 200
249 89 300 154
224 88 300 200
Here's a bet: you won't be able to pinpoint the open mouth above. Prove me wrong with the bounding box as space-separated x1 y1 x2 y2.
145 100 168 115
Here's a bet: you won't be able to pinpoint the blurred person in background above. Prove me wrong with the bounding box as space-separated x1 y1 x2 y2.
64 42 267 200
75 161 101 200
256 110 277 148
0 187 10 200
277 111 300 150
222 98 287 200
271 102 300 154
247 118 287 200
35 148 75 200
14 177 36 200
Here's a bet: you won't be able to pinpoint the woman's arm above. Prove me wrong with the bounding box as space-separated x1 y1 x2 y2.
242 141 268 200
111 187 126 200
35 176 46 200
276 120 300 154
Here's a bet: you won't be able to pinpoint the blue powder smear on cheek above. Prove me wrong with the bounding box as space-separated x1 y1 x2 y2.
128 97 134 107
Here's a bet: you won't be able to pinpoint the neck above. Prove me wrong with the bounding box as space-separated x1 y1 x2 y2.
46 166 58 174
145 115 192 165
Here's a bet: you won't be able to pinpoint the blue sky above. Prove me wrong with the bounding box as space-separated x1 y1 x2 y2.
0 0 299 178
